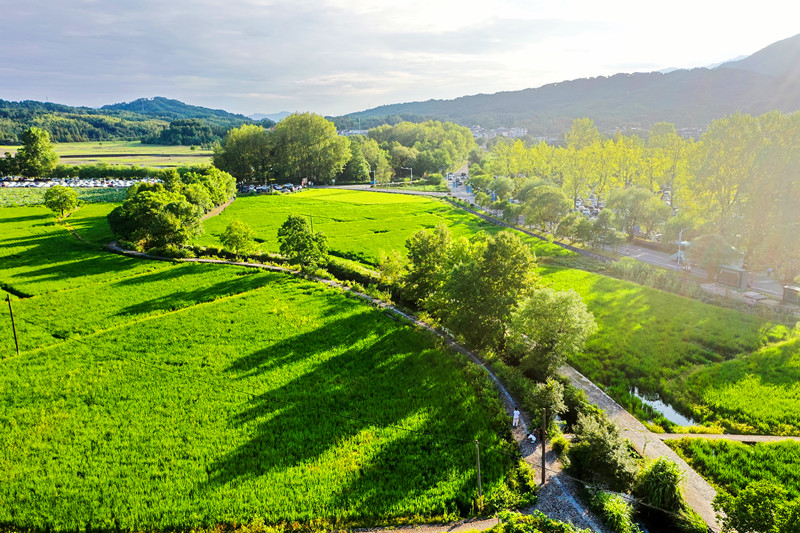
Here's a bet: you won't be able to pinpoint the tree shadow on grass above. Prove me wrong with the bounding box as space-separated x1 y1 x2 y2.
201 313 505 522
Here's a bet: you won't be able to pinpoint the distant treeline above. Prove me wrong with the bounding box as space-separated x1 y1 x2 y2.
0 98 275 145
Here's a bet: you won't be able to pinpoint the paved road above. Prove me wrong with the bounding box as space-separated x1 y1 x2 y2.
559 366 721 533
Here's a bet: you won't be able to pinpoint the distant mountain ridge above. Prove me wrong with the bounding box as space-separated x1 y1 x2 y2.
249 111 292 122
101 97 259 128
0 96 274 144
335 33 800 136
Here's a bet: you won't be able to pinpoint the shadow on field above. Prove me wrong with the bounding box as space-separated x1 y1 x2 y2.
113 268 275 317
202 312 499 519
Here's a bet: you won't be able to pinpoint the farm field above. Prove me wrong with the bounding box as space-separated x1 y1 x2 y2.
0 141 213 167
196 189 572 265
196 190 798 434
668 438 800 501
0 206 529 530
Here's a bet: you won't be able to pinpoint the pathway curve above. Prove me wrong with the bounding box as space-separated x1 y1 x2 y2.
106 243 607 532
559 366 720 532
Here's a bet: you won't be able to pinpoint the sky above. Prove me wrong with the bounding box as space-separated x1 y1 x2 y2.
1 0 798 117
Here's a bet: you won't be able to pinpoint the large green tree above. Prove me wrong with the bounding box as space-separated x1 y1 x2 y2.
212 124 271 183
43 185 80 218
508 288 596 381
269 113 351 185
16 127 58 177
434 231 538 350
108 190 202 250
277 214 328 269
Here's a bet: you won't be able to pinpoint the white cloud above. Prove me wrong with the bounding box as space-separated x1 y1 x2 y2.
0 0 797 115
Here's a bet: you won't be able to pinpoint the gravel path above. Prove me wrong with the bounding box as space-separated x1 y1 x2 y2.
559 366 721 532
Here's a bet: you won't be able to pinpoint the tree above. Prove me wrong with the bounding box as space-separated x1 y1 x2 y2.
269 113 351 185
108 190 202 250
212 124 271 183
220 220 257 257
606 187 669 240
568 412 638 492
435 231 538 350
686 234 738 279
43 185 80 218
508 288 597 381
402 224 455 304
523 185 571 233
529 378 567 421
16 127 58 177
277 214 328 269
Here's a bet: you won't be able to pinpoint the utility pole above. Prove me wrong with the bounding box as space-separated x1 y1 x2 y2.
475 439 482 499
7 294 20 356
541 408 547 485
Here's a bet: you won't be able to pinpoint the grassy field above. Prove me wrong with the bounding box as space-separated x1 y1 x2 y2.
194 190 798 434
669 438 800 499
538 265 796 432
679 337 800 434
0 206 529 531
0 141 213 167
196 189 572 265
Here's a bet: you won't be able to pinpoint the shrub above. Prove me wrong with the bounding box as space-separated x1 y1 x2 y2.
568 412 638 492
634 457 685 513
589 490 641 533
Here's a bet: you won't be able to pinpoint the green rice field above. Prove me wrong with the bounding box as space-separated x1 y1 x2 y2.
196 189 572 264
0 206 528 530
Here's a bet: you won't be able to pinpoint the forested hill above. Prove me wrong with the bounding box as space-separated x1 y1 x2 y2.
0 97 274 144
335 33 800 136
101 97 258 129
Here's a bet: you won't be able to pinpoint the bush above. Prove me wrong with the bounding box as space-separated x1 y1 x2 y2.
589 491 641 533
568 412 638 492
634 457 685 513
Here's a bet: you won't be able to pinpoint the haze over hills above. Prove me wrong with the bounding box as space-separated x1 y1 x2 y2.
249 111 292 122
334 33 800 137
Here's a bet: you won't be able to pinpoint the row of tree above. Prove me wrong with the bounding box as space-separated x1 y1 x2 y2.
471 112 800 284
212 114 476 185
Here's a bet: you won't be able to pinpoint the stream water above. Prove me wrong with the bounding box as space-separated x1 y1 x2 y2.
630 387 696 427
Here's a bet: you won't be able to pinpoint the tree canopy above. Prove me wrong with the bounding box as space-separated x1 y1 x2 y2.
15 127 59 177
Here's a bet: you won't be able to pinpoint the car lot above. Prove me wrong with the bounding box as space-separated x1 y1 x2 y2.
237 183 303 194
0 177 160 188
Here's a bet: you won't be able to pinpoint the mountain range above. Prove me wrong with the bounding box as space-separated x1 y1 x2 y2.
334 33 800 136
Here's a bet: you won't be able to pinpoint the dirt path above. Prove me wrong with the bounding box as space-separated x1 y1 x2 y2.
559 366 721 532
201 197 235 220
